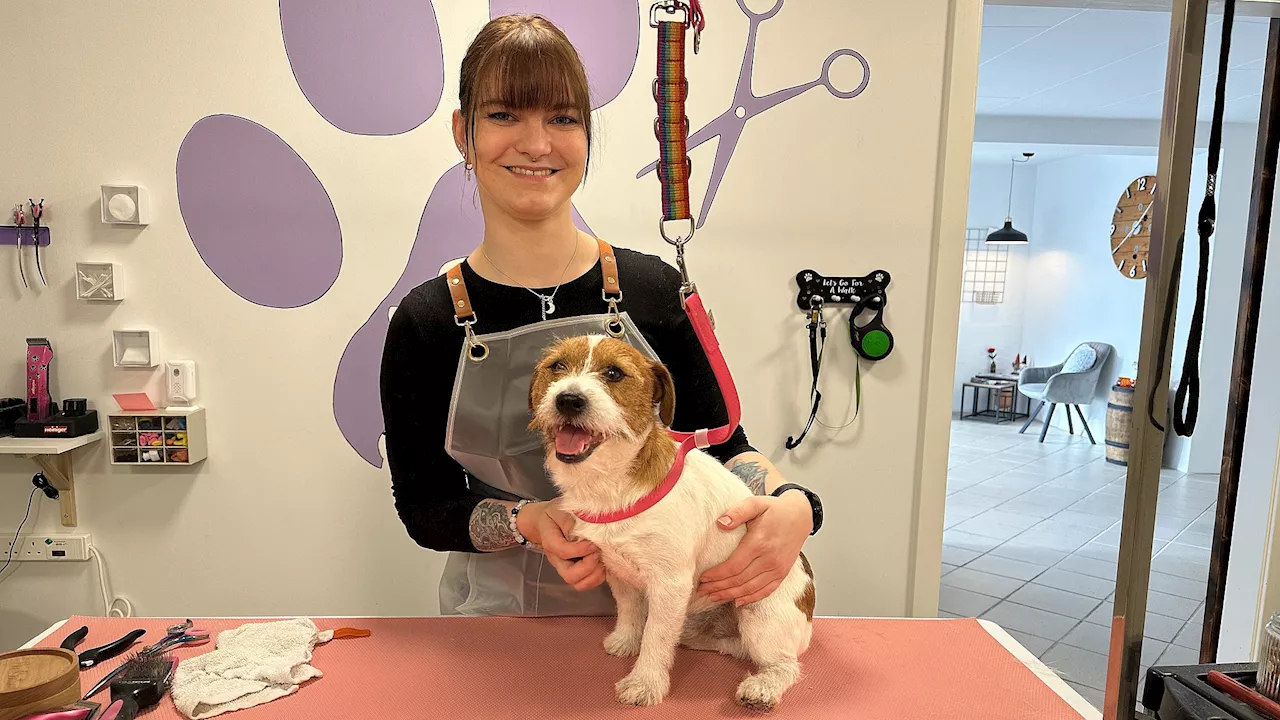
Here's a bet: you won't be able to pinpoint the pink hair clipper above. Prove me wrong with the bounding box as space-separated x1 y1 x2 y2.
26 337 53 421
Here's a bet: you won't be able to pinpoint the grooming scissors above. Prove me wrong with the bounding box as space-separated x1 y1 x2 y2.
29 198 45 286
13 204 27 289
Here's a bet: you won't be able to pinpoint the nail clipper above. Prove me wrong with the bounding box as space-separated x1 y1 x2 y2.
29 198 45 286
12 204 27 289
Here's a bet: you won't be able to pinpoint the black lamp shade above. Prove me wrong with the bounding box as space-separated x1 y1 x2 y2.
986 219 1028 245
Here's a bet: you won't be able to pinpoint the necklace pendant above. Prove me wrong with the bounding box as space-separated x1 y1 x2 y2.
543 295 556 316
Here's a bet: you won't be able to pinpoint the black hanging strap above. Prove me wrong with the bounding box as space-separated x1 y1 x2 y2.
1149 0 1234 436
786 304 827 449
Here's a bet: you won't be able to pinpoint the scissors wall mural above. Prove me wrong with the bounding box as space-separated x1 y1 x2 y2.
637 0 870 229
172 0 870 468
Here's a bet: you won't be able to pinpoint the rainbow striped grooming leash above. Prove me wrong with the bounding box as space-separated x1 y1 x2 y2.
651 0 703 298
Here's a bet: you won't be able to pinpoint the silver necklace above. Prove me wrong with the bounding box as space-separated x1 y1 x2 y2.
480 238 579 321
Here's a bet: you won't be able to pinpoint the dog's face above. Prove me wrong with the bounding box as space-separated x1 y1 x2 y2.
529 335 676 465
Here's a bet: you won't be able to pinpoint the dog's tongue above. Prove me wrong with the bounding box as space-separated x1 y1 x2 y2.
555 426 593 456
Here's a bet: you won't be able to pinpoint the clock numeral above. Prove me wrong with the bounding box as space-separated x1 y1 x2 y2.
1111 223 1117 235
1138 177 1147 191
1129 265 1137 278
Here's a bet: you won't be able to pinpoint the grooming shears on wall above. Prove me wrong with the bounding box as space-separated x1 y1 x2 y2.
637 0 871 229
12 204 27 289
29 198 45 286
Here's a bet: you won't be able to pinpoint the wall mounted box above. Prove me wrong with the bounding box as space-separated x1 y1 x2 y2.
108 407 206 465
76 262 125 301
112 330 159 368
100 184 149 225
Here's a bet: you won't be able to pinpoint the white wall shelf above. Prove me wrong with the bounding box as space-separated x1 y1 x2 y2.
0 430 103 527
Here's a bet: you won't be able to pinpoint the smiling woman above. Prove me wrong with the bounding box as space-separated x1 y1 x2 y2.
380 13 822 621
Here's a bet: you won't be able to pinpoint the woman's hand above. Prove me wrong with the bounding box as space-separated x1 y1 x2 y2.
696 492 812 606
518 500 606 592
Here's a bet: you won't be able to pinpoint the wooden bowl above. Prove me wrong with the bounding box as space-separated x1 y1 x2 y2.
0 648 81 720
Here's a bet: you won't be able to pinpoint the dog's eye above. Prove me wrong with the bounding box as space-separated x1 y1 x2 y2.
603 366 625 382
551 360 567 373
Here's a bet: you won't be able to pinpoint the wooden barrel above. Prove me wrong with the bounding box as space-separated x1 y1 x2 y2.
1105 384 1135 466
0 648 80 720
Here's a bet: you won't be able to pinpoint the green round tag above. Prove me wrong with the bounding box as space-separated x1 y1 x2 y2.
861 329 891 358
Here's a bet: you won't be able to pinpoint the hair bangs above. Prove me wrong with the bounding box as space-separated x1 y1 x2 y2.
475 35 588 115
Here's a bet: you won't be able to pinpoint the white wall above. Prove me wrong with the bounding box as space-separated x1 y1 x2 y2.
0 1 976 648
952 161 1034 410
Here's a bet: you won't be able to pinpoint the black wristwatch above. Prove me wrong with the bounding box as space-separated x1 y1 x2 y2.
771 483 823 535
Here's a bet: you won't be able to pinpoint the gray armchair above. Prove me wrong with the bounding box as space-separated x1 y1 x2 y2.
1018 342 1114 443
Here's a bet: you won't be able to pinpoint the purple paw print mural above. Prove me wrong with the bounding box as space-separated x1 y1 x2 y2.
638 0 870 229
179 0 864 469
280 0 445 135
177 115 342 308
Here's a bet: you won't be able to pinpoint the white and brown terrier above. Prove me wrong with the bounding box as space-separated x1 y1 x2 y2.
528 334 814 710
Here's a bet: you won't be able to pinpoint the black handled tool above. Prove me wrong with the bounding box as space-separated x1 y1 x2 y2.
61 627 147 669
59 625 88 651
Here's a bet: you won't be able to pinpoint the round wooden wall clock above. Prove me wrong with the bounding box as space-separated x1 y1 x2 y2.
1111 175 1157 280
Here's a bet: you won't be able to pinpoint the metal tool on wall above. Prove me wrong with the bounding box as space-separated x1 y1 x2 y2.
785 269 892 449
4 200 51 291
12 204 26 288
29 198 46 286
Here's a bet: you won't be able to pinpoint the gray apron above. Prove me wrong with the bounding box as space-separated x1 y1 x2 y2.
438 242 662 617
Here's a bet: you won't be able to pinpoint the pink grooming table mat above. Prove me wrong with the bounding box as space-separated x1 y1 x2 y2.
39 615 1088 719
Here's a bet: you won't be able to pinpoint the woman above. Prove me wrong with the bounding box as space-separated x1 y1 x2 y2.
380 14 823 617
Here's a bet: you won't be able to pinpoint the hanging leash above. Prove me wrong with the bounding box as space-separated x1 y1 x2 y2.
576 0 741 525
1148 0 1233 436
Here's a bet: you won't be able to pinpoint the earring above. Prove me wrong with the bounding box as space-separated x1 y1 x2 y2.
464 162 473 181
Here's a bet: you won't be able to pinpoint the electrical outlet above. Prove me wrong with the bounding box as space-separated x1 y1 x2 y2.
1 533 91 561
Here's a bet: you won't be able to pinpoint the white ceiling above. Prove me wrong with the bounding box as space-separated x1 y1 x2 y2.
978 5 1271 122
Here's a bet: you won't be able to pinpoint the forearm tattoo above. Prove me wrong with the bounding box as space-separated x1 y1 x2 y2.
730 460 769 495
469 499 517 552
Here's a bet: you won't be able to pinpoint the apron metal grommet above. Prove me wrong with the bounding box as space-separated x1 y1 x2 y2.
467 342 490 363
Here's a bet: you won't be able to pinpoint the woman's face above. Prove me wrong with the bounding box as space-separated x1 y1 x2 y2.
454 103 587 223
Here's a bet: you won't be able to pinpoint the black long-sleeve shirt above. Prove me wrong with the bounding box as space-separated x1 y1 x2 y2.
380 246 755 553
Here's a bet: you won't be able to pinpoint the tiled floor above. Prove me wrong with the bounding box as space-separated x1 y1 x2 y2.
940 417 1216 711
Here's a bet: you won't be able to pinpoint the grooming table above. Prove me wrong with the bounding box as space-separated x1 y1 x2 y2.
26 616 1100 719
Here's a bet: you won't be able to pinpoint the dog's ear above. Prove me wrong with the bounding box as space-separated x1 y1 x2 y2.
651 361 676 427
529 354 550 416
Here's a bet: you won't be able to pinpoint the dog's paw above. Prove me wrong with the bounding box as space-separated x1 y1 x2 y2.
736 675 782 712
603 629 642 657
616 670 669 706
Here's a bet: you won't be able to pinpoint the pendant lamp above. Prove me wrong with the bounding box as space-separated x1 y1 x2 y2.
987 153 1032 244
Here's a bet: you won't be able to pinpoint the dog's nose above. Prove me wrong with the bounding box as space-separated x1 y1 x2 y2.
555 391 588 416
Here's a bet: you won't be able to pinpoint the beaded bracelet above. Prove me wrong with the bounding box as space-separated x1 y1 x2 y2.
509 499 530 546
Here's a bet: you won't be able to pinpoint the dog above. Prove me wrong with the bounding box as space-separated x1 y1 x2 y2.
528 334 814 710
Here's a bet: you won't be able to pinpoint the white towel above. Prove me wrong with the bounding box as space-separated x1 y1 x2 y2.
171 618 334 719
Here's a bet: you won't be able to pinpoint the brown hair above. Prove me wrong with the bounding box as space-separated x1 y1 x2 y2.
458 15 593 176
